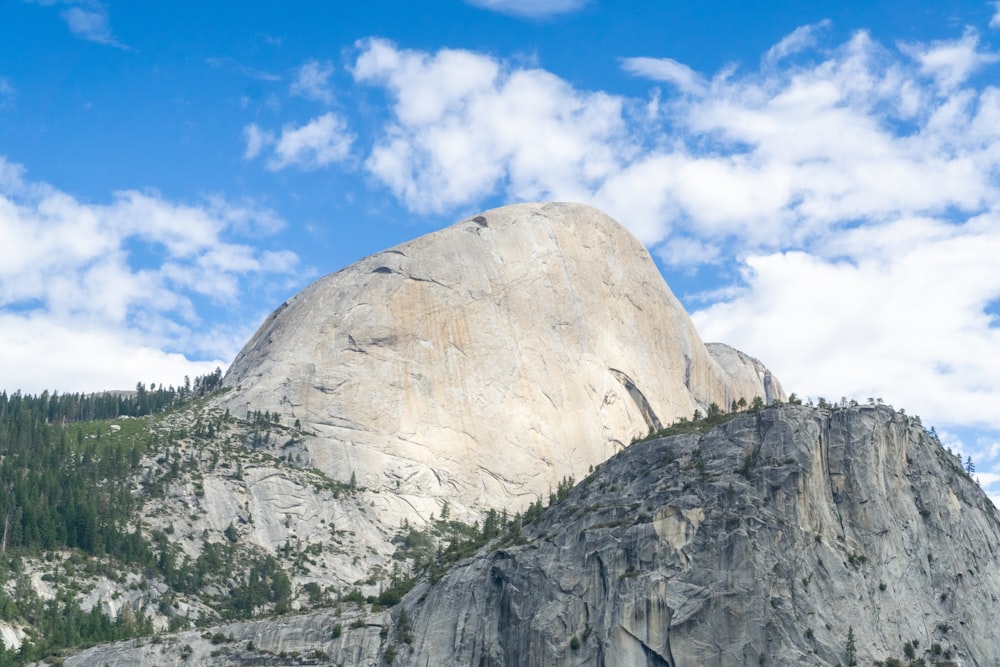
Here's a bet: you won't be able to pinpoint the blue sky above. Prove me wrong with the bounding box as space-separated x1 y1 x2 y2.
2 0 1000 497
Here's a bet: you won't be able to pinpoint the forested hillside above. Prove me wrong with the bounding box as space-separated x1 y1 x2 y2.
0 371 229 664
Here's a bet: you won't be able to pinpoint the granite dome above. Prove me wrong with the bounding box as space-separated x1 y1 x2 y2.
222 202 783 518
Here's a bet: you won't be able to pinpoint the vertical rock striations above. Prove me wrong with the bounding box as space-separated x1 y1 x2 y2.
221 202 783 520
61 405 1000 666
387 404 1000 667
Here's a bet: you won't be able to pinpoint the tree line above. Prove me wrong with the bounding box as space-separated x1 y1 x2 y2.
0 367 223 426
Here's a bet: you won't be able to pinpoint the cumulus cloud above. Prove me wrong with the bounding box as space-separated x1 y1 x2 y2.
0 314 223 394
351 31 1000 245
902 28 999 90
464 0 589 18
992 2 1000 29
692 215 1000 425
353 29 1000 244
0 157 302 393
290 59 336 104
268 113 354 170
353 38 629 213
688 215 1000 499
242 113 354 170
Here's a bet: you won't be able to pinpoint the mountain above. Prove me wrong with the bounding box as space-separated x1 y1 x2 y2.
27 202 1000 666
61 404 1000 666
0 202 788 664
220 202 782 524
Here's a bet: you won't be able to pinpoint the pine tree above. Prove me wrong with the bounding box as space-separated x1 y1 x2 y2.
845 626 857 666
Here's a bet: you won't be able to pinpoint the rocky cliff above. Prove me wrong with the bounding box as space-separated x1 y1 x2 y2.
61 404 1000 667
221 202 783 525
387 404 1000 666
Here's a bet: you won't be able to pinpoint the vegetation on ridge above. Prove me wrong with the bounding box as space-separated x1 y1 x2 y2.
0 371 985 666
0 369 311 664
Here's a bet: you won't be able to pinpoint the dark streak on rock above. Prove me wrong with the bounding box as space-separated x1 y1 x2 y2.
609 368 663 433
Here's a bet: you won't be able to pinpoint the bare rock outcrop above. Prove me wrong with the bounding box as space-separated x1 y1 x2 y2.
706 342 784 405
380 405 1000 666
221 202 782 520
62 404 1000 666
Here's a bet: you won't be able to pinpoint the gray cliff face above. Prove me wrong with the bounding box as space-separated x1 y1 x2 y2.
63 404 1000 667
391 404 1000 667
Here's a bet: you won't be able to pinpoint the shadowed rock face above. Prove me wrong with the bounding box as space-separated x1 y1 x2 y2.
63 405 1000 667
386 405 1000 667
221 202 783 521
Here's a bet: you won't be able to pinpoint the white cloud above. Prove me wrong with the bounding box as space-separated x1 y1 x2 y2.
28 0 126 47
0 156 302 393
351 30 1000 244
244 113 354 170
638 29 1000 243
464 0 589 18
267 113 354 170
902 28 999 90
352 30 1000 244
0 314 223 394
620 57 707 95
243 124 273 160
61 4 113 43
656 235 721 268
992 2 1000 29
692 214 1000 432
353 38 629 213
764 20 831 64
290 59 336 104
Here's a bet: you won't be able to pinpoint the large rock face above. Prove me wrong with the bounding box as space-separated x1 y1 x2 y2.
62 404 1000 666
389 405 1000 666
222 202 782 519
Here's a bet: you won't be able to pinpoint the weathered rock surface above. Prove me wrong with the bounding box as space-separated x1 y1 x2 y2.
64 404 1000 666
705 342 784 405
389 405 1000 666
221 202 782 522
